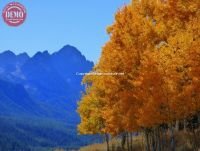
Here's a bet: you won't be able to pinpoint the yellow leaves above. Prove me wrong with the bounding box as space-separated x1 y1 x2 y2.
187 1 199 12
155 21 167 38
133 80 142 87
193 77 199 82
176 0 199 13
78 0 200 137
106 25 113 35
168 31 193 51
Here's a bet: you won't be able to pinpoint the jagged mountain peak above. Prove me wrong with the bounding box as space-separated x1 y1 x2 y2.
0 45 96 149
18 52 30 58
54 45 84 59
0 50 16 56
33 50 50 58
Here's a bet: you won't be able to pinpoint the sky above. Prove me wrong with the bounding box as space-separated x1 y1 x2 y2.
0 0 130 62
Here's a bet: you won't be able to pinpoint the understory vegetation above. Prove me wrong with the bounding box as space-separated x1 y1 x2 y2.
80 127 200 151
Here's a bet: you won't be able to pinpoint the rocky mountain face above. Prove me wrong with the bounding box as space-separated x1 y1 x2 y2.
0 45 97 150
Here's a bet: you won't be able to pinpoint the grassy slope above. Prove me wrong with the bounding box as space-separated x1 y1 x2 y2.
80 136 143 151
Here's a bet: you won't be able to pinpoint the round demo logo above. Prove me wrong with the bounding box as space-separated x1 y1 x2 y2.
2 2 27 27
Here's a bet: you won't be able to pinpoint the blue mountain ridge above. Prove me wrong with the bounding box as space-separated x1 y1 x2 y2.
0 45 100 150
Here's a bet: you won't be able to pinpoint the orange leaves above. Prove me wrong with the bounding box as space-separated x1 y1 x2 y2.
77 0 200 136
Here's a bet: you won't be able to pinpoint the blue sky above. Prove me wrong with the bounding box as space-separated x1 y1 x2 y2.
0 0 130 62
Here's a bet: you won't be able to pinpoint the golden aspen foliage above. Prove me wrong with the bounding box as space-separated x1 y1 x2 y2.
77 0 200 139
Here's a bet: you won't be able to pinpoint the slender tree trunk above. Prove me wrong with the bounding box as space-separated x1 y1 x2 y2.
164 128 168 150
197 113 200 128
151 129 156 151
183 119 187 133
197 113 200 141
121 133 126 150
192 129 197 151
127 133 130 151
111 136 115 151
175 120 179 131
144 129 150 151
192 125 198 151
130 132 133 151
157 127 161 151
155 128 158 151
170 124 175 151
160 128 163 151
105 133 110 151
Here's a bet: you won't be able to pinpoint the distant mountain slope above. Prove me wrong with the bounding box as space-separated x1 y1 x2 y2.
0 45 94 122
0 50 29 73
20 45 94 123
0 79 41 116
0 45 98 150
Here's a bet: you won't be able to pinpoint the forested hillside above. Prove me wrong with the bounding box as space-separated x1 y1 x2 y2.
0 45 101 150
